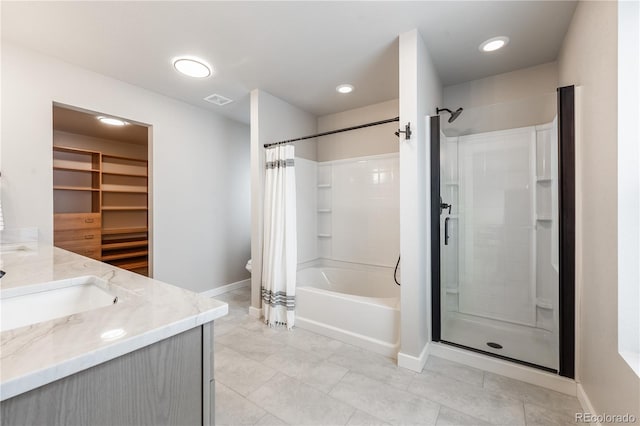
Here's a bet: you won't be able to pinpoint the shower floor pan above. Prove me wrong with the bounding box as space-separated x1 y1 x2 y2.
442 312 558 371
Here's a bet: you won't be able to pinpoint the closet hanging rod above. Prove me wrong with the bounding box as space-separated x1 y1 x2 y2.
264 116 400 148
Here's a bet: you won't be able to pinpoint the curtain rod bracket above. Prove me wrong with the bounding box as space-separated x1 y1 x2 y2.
395 122 411 140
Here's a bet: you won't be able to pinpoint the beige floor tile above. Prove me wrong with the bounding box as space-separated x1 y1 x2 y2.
483 372 582 416
435 406 490 426
263 345 349 393
215 382 266 425
330 372 440 425
424 356 484 387
346 410 391 425
215 345 277 396
408 370 525 425
524 402 578 425
328 344 416 390
248 375 355 425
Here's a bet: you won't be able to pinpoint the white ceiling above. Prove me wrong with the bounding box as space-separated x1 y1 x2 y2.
1 1 577 124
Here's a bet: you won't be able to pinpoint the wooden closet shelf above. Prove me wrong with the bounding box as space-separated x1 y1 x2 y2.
102 154 149 162
53 166 100 173
102 206 148 211
54 186 100 192
101 250 149 261
53 146 100 155
109 259 149 271
102 171 148 178
101 189 147 193
102 227 148 235
102 240 148 250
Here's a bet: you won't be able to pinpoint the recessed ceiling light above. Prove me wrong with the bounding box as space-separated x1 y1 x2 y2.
172 57 212 78
336 84 354 94
98 116 127 126
479 36 509 52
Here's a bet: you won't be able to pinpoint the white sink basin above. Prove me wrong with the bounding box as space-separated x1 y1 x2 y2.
1 276 118 332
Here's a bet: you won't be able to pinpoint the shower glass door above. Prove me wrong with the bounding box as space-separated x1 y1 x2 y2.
437 93 560 371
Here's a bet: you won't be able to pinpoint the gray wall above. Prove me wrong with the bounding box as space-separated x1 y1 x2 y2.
558 0 640 418
1 42 251 293
317 99 399 162
442 62 558 135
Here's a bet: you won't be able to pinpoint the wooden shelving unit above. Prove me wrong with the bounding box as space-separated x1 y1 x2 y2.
53 146 149 276
100 154 149 276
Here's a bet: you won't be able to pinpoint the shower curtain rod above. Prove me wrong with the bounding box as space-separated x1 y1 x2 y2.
263 116 400 148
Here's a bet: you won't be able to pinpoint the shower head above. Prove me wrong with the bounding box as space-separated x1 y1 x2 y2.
448 107 463 123
436 107 464 123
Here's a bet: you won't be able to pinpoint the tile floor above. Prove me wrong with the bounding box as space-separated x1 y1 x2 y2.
213 287 580 426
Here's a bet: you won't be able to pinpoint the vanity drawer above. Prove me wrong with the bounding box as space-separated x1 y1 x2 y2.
54 213 101 230
54 228 101 243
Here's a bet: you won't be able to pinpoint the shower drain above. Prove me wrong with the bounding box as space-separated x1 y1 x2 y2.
486 342 503 349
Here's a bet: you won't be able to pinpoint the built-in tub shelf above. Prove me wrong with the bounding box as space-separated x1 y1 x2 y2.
317 184 332 188
536 217 552 222
536 177 552 183
317 209 332 213
536 299 554 310
317 234 332 238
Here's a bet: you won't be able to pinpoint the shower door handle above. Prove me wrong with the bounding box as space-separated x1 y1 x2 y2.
444 217 450 246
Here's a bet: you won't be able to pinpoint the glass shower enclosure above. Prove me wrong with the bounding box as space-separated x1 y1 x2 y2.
431 88 575 375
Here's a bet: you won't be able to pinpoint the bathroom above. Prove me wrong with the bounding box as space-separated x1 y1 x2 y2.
1 1 639 425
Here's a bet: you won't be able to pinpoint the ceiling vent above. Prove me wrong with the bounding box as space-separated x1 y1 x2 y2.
203 93 233 106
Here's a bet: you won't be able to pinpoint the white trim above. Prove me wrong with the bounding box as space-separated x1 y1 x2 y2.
248 306 262 319
577 383 601 426
429 342 577 396
296 316 399 358
199 279 250 298
397 342 430 372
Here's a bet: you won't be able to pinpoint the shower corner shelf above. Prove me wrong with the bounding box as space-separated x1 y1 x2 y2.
443 181 459 186
536 177 552 183
317 184 332 188
536 299 554 310
536 216 552 222
317 234 332 238
317 209 332 213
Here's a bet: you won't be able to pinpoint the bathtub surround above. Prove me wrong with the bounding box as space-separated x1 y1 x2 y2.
261 145 297 329
0 42 250 294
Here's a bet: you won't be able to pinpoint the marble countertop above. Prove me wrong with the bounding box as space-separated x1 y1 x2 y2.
0 242 228 401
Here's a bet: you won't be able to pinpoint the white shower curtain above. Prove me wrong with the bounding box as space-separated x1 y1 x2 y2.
261 145 297 329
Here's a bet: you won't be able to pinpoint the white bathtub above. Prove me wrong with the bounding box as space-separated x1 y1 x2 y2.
295 261 400 357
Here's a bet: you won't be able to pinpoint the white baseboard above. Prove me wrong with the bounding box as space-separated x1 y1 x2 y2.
200 278 250 298
429 342 577 396
248 306 262 319
296 316 399 358
397 342 430 372
576 383 601 425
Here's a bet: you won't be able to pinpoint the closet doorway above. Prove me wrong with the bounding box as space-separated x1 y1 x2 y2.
52 104 152 277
